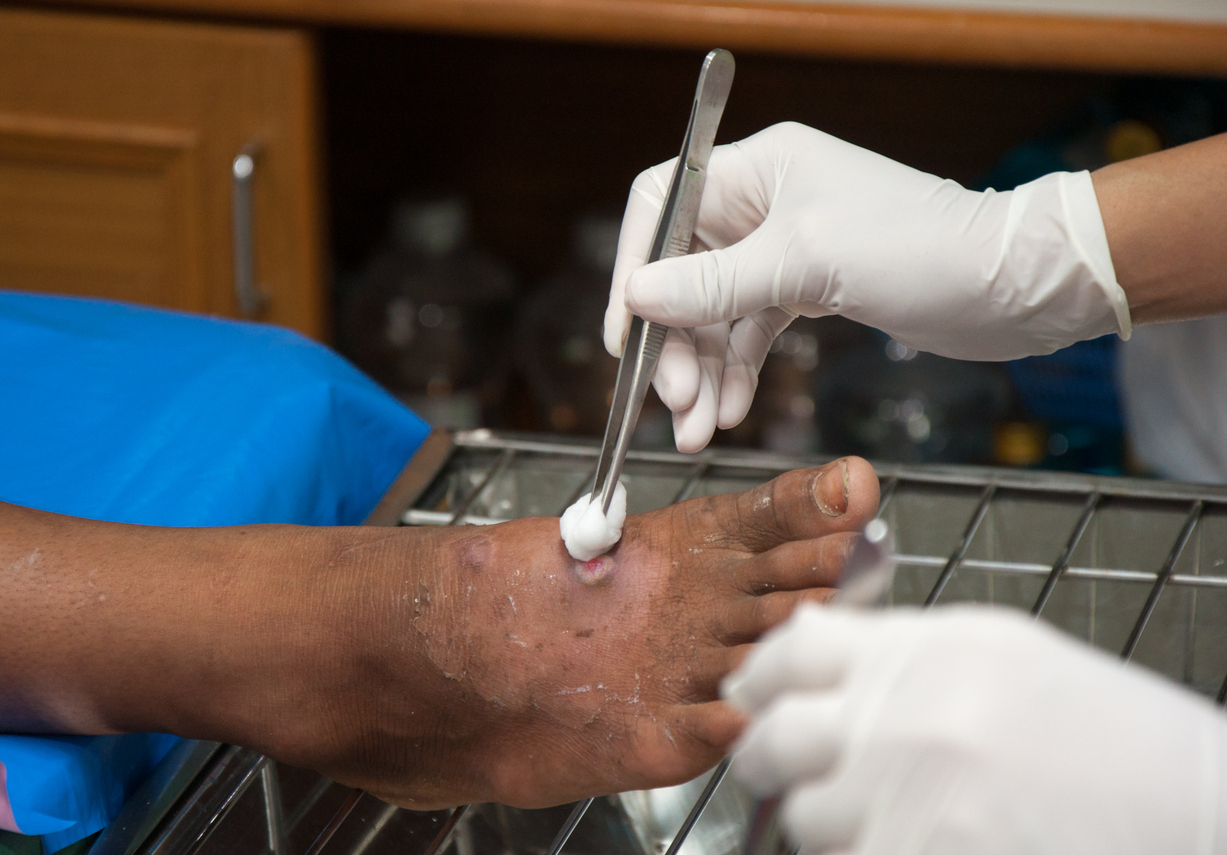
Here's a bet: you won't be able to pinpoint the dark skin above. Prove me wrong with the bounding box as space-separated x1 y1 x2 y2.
0 457 879 810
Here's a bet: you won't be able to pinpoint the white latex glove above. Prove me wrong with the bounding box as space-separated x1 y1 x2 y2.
603 122 1132 453
722 604 1227 855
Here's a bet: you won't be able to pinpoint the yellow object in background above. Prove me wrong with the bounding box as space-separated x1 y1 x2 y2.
1105 119 1164 163
994 421 1047 467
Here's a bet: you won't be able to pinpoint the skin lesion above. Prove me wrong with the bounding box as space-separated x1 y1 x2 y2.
325 459 878 809
575 555 617 586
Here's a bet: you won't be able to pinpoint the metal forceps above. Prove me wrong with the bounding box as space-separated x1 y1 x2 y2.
740 519 896 855
590 48 736 514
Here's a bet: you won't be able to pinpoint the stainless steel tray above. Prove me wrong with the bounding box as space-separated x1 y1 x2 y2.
92 429 1227 855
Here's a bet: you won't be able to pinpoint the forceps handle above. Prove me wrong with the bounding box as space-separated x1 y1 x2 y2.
591 48 736 514
741 522 896 855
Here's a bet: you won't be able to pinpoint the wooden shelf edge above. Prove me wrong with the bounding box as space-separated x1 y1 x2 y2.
30 0 1227 75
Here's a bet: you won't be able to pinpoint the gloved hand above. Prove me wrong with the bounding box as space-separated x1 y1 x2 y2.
604 122 1132 452
721 604 1227 855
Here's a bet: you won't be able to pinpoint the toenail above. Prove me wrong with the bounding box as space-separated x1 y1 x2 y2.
814 460 849 517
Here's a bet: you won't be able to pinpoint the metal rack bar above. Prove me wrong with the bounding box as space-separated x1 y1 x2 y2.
876 476 899 519
303 788 364 855
544 798 594 855
924 484 997 606
403 510 499 527
672 461 711 504
662 757 732 855
1121 501 1204 661
452 431 1227 505
559 464 601 515
1032 492 1101 617
288 777 336 834
897 555 1227 589
422 805 471 855
143 746 267 855
553 456 710 514
260 762 287 855
449 448 516 525
346 802 399 855
90 740 224 855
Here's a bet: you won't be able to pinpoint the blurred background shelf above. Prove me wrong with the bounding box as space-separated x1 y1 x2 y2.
34 0 1227 75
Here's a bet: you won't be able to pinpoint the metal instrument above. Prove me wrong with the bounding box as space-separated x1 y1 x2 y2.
838 518 896 608
739 519 896 855
590 48 735 515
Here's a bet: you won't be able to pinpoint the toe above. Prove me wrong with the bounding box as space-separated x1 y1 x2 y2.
722 458 879 553
731 534 856 595
718 589 836 645
622 702 743 789
673 700 748 756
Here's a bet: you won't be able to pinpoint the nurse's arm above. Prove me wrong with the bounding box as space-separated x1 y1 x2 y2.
1094 131 1227 325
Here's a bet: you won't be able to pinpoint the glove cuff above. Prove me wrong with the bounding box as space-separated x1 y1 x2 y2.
1057 170 1132 341
997 171 1133 355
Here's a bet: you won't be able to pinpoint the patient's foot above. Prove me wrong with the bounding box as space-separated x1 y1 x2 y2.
268 459 878 809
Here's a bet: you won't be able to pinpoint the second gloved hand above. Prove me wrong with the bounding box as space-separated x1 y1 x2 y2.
722 604 1227 855
604 122 1131 452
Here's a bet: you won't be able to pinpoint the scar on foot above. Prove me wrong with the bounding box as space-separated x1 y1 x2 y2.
458 535 492 575
573 555 615 586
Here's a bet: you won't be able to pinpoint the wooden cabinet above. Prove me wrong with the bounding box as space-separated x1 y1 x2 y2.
52 0 1227 77
0 8 324 338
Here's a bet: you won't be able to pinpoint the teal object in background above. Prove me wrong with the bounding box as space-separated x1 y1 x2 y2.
0 292 430 852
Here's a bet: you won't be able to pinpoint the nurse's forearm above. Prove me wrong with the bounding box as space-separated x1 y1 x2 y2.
1093 132 1227 325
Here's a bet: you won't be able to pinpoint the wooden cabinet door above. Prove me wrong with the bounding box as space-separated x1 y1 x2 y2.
0 8 324 338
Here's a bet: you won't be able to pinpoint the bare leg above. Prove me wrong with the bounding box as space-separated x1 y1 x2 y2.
0 458 878 809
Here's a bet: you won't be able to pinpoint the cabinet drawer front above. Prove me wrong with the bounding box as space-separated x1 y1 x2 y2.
0 114 202 310
0 9 322 338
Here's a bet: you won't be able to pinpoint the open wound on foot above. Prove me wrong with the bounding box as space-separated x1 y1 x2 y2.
559 482 627 563
573 555 615 586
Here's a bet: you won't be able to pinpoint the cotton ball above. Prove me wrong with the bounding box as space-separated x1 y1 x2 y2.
560 482 628 561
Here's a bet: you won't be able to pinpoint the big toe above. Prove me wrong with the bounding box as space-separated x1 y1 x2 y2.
724 458 879 552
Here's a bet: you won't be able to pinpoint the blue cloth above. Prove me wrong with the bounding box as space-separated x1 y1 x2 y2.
0 292 430 851
2 735 179 853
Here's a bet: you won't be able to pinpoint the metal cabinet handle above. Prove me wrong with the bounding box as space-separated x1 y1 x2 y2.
232 145 268 317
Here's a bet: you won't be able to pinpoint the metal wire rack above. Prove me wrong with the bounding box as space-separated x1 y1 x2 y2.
91 428 1227 855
